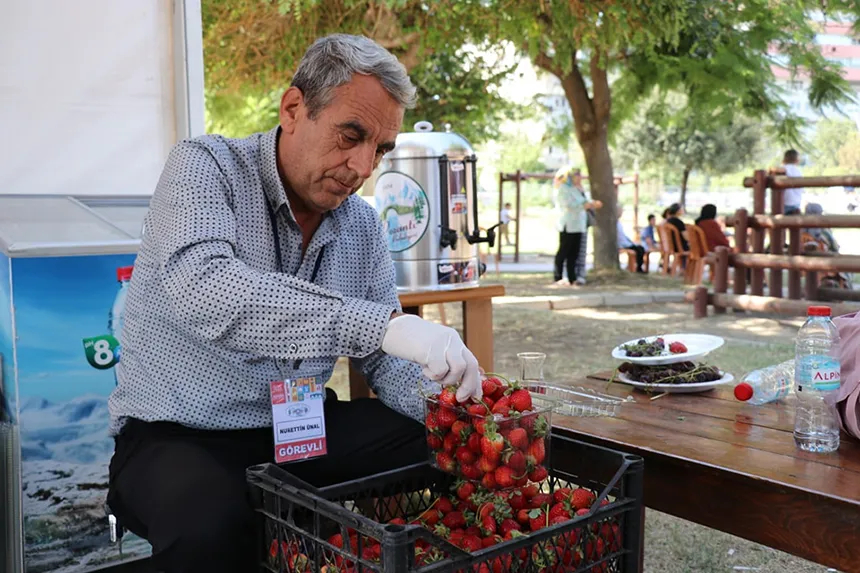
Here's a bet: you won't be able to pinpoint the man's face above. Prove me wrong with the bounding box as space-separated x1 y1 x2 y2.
278 74 403 214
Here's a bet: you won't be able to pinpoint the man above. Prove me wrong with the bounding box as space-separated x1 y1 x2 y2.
639 213 659 252
106 34 481 573
617 205 646 273
770 149 804 214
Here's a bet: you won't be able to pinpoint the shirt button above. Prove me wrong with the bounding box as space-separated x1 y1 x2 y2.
289 343 298 353
351 344 362 354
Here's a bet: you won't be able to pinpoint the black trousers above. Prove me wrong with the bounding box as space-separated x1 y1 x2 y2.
554 231 583 282
626 244 646 272
107 390 425 573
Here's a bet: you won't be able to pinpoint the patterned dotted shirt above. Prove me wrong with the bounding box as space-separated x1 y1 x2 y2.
107 126 425 434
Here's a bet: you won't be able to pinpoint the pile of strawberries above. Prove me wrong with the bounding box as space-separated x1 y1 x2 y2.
269 481 621 572
425 376 550 489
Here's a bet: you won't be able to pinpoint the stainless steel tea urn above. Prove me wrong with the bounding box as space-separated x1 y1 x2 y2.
369 121 496 291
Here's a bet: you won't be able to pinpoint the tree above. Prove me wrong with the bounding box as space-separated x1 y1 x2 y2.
202 1 523 142
837 132 860 172
473 0 858 269
616 92 765 207
811 118 859 170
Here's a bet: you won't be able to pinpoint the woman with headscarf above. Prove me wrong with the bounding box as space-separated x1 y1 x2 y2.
694 204 731 252
552 166 602 285
803 203 839 253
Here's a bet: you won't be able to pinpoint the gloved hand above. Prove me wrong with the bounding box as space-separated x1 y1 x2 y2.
381 314 482 402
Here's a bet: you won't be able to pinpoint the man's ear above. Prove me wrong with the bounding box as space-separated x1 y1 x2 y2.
280 87 304 134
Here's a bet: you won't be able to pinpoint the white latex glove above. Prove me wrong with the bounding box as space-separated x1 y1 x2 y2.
381 314 482 402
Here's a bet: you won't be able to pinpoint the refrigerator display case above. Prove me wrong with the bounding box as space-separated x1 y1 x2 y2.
0 195 152 572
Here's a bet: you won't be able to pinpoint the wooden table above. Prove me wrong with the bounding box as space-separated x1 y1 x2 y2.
552 372 860 572
349 284 506 399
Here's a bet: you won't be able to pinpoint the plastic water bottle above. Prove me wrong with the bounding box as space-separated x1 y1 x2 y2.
794 305 841 453
109 266 134 382
734 360 794 405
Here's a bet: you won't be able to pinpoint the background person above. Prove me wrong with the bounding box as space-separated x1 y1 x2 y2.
695 204 731 251
552 166 602 286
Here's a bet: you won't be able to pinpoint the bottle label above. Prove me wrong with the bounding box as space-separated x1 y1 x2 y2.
797 355 841 392
82 334 120 370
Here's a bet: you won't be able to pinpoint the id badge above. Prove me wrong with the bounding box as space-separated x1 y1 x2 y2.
270 376 327 463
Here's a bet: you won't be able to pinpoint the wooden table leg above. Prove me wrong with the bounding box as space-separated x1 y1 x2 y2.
462 297 494 370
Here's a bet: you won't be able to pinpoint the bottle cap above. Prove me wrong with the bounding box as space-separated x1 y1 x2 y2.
734 382 753 401
117 266 134 282
807 305 831 317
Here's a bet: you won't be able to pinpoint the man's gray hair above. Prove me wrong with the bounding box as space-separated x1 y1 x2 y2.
291 34 417 118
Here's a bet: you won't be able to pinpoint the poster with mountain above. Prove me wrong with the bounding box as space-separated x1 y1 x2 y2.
11 254 151 572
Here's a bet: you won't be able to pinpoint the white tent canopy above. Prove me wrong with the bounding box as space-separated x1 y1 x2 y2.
0 0 205 197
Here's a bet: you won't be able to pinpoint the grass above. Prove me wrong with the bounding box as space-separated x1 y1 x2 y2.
483 270 686 298
326 271 843 572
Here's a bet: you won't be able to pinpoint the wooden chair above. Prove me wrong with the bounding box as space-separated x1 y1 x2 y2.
657 223 689 277
618 248 652 273
684 224 715 285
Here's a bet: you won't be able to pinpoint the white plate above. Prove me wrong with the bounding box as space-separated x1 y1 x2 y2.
616 370 734 393
611 333 725 365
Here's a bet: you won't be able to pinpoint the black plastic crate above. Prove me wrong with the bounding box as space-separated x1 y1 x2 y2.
247 432 644 573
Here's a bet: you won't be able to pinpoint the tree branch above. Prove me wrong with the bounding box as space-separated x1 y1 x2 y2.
534 50 562 78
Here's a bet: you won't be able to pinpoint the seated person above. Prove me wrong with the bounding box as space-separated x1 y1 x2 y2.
665 202 689 251
639 213 660 252
803 202 839 253
695 204 731 251
617 205 646 273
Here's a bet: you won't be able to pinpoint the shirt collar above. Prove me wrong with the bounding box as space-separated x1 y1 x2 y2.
259 125 350 234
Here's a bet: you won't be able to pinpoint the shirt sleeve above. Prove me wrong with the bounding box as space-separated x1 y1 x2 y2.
151 141 396 361
348 216 427 422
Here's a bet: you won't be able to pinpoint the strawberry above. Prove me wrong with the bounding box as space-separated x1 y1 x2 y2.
388 517 406 525
528 508 548 531
530 493 552 509
526 439 546 466
465 525 482 538
435 497 454 515
509 389 533 412
508 490 527 510
585 538 605 560
480 432 504 461
505 450 527 474
519 413 549 438
427 433 443 451
481 472 497 490
491 396 512 415
553 487 573 504
499 518 521 536
477 455 498 474
528 465 549 483
482 534 501 548
421 509 440 526
515 475 528 487
481 376 502 397
467 402 489 417
571 488 596 511
467 432 482 454
425 411 440 433
435 452 456 472
455 446 476 466
460 463 482 480
462 534 483 552
456 481 476 502
549 502 571 521
443 432 460 454
506 427 529 451
480 514 497 536
516 508 531 524
436 407 458 429
473 417 488 436
494 466 517 489
438 386 459 407
669 341 688 354
520 483 540 499
451 420 472 438
549 514 568 527
575 507 590 518
483 396 496 412
442 511 466 529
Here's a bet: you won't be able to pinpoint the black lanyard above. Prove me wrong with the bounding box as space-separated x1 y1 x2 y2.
268 201 325 283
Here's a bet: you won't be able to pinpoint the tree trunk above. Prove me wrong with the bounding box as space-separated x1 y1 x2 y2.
580 131 618 270
680 167 691 209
